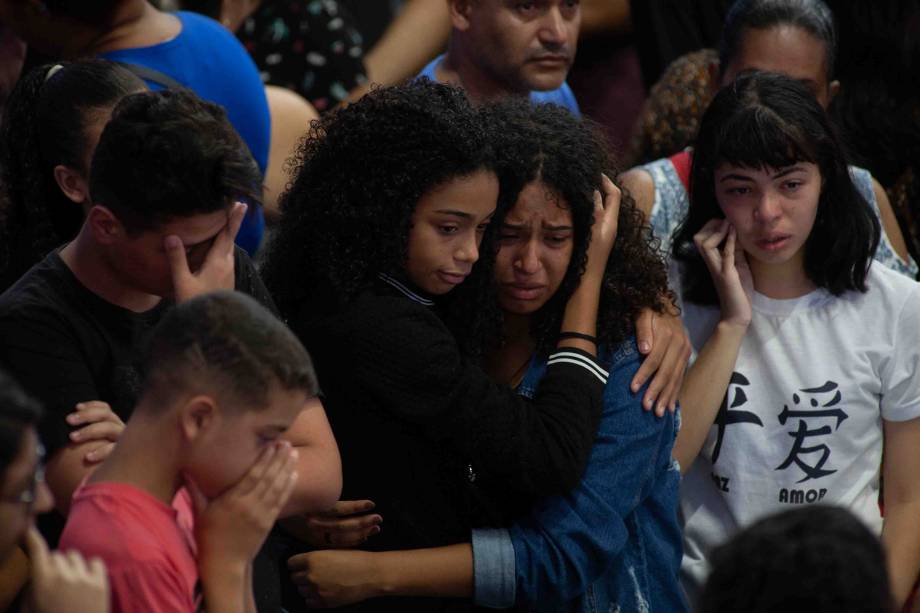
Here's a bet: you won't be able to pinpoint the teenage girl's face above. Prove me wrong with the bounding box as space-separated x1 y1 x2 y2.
494 180 574 315
714 161 821 273
720 25 837 108
405 169 499 295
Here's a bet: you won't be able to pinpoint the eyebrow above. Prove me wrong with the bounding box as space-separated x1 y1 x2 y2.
434 209 475 219
502 222 574 231
771 166 806 179
719 166 805 183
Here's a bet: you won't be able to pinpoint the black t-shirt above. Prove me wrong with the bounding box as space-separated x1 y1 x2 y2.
0 247 276 456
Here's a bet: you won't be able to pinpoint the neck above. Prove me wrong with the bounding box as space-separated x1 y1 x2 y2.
441 39 526 104
485 312 535 385
749 254 816 299
60 226 162 313
77 2 180 56
89 406 183 505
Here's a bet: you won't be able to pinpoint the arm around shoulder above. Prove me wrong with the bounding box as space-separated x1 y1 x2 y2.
280 396 342 516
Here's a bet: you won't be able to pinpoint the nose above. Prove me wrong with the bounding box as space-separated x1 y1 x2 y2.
455 230 480 264
539 7 569 47
754 191 782 225
514 239 541 274
32 481 54 516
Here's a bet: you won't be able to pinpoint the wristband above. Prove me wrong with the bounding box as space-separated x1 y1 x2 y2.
557 331 598 344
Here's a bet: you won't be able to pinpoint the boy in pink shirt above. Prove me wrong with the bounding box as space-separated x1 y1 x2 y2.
60 291 318 612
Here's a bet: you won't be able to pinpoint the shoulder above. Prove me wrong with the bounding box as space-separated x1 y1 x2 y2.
174 10 231 37
620 166 657 219
865 263 920 311
0 255 71 322
62 484 185 561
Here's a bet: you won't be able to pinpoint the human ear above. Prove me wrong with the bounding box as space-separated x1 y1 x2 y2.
827 80 840 104
449 0 474 31
179 395 219 444
85 205 125 245
52 164 90 205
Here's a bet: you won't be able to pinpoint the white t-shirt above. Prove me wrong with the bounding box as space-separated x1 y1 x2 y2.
673 262 920 602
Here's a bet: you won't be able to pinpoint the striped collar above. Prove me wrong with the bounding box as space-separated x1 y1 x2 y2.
377 273 435 307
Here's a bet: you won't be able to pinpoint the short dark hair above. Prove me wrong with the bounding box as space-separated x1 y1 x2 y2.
672 71 880 304
0 60 144 291
720 0 837 80
89 89 262 235
41 0 122 22
0 368 42 476
698 505 894 613
141 291 318 411
474 99 671 355
261 79 496 316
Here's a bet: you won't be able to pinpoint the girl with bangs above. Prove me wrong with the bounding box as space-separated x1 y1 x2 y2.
671 71 920 608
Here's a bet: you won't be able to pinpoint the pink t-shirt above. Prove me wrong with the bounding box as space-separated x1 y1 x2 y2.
60 482 201 613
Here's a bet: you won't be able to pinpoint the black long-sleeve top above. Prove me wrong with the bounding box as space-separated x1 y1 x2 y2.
295 275 608 612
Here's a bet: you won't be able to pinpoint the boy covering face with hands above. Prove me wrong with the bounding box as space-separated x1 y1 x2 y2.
59 291 320 613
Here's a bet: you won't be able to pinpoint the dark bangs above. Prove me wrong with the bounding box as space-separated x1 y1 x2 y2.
701 103 817 179
674 71 879 305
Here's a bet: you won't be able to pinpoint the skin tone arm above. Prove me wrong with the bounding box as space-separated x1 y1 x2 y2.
554 176 621 356
618 168 691 415
289 544 472 608
279 397 342 516
346 0 451 103
880 416 920 608
44 402 125 515
671 219 753 473
872 178 911 264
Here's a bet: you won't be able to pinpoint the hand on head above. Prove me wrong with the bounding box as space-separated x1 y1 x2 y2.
583 174 620 276
165 202 247 303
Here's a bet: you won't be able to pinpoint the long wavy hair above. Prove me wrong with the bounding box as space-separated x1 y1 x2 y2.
261 80 498 331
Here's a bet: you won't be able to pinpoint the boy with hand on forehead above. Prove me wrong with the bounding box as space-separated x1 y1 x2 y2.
60 291 320 613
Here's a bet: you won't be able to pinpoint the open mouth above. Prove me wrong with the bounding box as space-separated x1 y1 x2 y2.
755 235 791 252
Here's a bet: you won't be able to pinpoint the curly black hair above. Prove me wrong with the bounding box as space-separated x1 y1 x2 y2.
261 79 497 320
0 60 144 292
699 505 894 613
90 88 262 234
472 99 671 356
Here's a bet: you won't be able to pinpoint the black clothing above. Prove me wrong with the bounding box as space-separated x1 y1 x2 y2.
630 0 732 89
290 275 607 612
0 247 274 545
0 247 274 454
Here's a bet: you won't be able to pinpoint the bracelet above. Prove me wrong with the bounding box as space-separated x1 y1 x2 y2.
558 331 598 344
